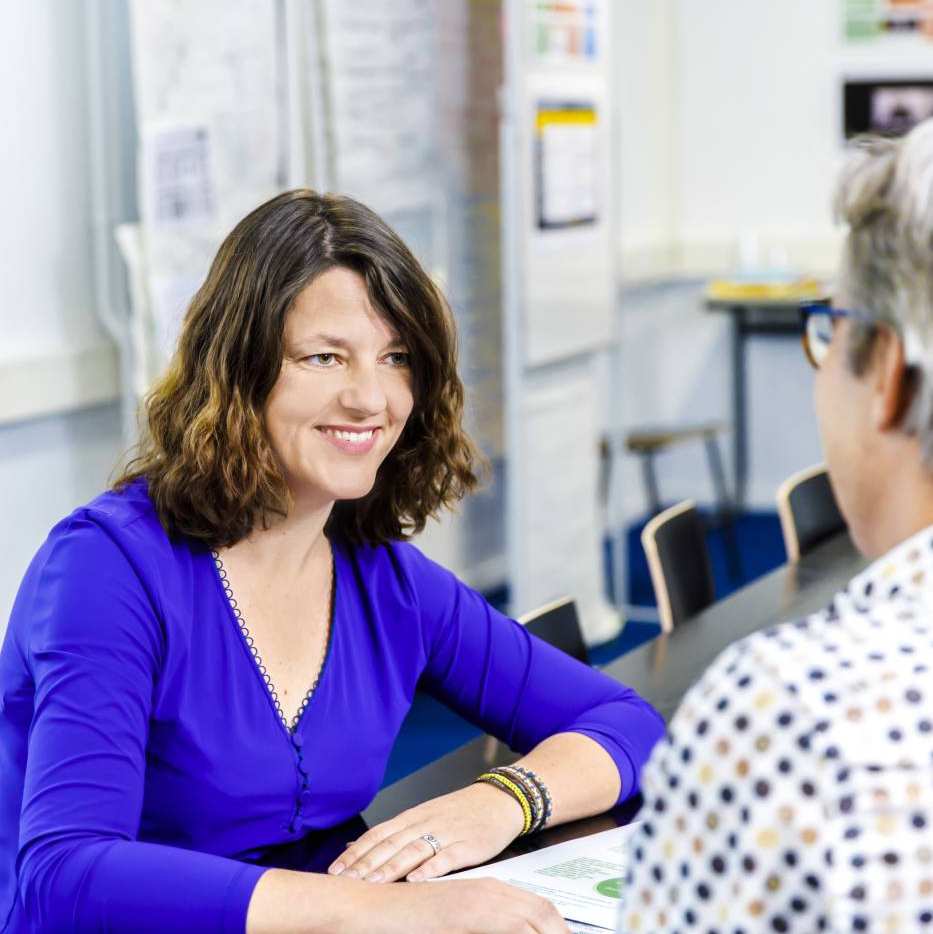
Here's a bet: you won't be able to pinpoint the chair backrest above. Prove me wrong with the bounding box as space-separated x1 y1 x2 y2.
518 597 589 664
776 463 846 562
641 499 714 634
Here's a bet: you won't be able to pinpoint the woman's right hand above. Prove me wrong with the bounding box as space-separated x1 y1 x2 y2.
247 865 570 933
358 877 571 934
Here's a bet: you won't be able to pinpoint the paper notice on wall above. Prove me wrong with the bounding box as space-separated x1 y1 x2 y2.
127 0 284 386
528 0 603 67
445 825 639 930
130 0 283 222
144 226 217 364
148 274 203 361
320 0 438 218
141 124 215 228
535 102 598 230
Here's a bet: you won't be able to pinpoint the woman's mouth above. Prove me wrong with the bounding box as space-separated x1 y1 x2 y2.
318 426 380 454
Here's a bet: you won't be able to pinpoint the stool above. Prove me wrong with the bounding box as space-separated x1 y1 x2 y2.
602 421 741 584
624 422 731 517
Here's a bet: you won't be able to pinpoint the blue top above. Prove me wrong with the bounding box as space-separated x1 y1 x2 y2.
0 481 663 933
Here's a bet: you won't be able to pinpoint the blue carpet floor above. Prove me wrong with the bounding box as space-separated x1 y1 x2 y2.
380 509 786 787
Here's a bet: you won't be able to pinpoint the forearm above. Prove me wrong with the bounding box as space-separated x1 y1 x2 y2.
327 735 622 888
510 732 621 828
247 868 374 933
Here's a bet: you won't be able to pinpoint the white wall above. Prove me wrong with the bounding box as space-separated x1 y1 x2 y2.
614 0 847 279
610 0 933 518
616 0 933 278
0 2 118 426
0 4 124 631
674 0 841 268
614 0 679 278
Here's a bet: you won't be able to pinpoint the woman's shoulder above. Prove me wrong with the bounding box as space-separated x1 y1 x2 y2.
8 481 181 654
78 477 156 522
51 479 171 553
27 479 193 599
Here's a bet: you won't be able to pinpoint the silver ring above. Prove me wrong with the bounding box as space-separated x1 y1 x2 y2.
420 832 441 856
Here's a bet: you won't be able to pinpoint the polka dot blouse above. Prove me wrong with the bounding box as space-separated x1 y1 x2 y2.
621 526 933 933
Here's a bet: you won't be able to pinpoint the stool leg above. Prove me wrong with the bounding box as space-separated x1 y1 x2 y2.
641 452 662 517
704 436 742 582
597 436 612 511
704 435 731 514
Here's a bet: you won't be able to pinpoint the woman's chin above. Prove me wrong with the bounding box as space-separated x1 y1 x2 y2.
285 477 376 513
319 479 378 505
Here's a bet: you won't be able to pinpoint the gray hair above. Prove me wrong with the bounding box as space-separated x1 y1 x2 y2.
835 117 933 464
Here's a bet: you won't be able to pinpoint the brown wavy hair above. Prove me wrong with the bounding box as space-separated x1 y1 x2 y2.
115 190 484 548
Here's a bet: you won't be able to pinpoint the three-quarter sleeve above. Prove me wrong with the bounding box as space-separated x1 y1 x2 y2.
401 545 664 802
14 516 266 933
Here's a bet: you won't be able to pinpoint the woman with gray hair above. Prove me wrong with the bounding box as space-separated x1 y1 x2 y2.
620 117 933 933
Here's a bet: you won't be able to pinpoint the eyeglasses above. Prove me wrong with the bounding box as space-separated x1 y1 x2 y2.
799 301 877 369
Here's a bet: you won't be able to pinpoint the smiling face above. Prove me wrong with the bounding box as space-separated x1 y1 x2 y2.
264 266 415 514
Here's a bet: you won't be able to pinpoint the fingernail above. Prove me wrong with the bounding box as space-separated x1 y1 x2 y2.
366 872 383 883
329 862 344 875
408 870 424 882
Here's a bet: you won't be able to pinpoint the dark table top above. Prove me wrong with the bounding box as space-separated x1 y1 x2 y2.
364 533 867 851
704 295 818 312
704 296 814 331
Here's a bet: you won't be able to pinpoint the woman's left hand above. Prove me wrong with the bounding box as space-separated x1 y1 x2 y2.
327 782 526 883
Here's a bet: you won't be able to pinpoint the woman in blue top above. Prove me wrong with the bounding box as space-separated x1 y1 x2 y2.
0 190 663 933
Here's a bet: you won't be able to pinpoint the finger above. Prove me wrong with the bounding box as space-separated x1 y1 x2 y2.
366 835 440 882
405 841 472 881
328 822 398 875
341 828 432 880
528 897 569 934
495 891 567 934
489 883 568 934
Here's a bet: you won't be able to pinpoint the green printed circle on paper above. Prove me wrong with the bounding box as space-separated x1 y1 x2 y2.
594 877 623 899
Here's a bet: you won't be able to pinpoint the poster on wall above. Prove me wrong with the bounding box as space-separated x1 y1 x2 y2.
534 101 598 230
527 0 601 66
843 0 933 42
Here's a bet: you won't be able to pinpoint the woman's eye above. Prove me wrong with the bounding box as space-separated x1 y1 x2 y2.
386 351 411 367
306 353 338 367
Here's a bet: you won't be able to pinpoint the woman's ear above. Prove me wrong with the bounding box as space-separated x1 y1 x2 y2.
871 325 912 431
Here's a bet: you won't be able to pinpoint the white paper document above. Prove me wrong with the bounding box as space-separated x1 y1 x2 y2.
444 825 638 931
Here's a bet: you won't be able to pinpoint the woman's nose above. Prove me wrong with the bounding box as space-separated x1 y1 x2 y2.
338 365 388 416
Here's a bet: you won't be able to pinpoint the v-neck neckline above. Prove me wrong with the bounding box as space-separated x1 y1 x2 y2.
210 543 337 736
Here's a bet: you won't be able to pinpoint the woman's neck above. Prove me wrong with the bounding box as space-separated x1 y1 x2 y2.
223 497 334 580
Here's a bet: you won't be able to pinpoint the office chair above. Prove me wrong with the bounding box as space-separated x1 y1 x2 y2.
776 463 846 562
518 597 589 665
641 499 715 633
600 423 741 583
482 597 589 765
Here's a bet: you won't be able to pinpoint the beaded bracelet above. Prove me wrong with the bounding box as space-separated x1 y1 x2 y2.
474 771 534 835
495 766 547 833
510 765 553 830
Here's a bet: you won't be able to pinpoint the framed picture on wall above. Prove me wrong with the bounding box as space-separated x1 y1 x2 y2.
843 78 933 137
